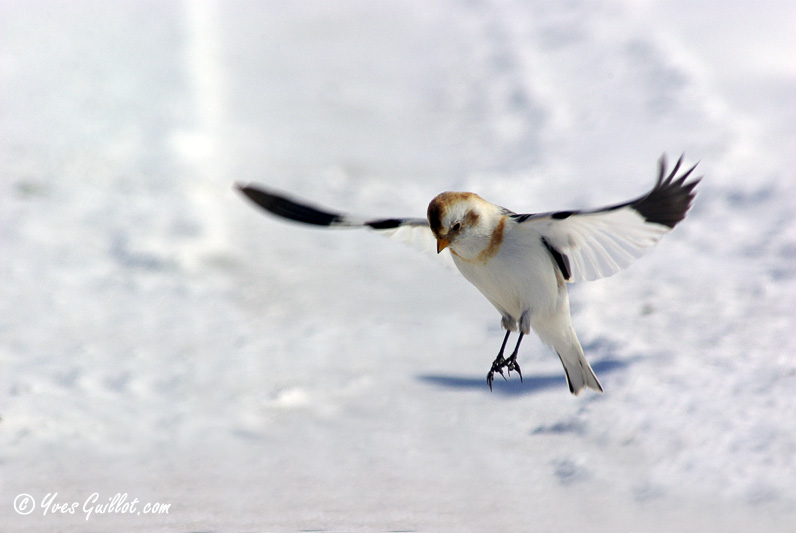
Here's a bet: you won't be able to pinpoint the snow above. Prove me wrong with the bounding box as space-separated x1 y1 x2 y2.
2 0 795 531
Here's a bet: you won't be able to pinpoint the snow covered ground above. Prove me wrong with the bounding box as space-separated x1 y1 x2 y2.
2 1 795 531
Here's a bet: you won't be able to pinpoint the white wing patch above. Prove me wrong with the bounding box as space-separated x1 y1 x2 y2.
528 208 670 282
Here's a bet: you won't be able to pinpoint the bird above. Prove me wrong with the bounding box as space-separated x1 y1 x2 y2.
236 155 701 394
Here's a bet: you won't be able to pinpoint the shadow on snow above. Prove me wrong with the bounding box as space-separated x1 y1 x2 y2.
417 358 628 396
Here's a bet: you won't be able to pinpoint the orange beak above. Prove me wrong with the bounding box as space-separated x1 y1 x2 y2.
436 237 450 253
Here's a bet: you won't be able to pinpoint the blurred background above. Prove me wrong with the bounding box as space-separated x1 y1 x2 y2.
2 1 795 531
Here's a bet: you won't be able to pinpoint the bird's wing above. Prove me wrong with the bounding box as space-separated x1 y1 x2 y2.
235 183 453 265
513 155 701 282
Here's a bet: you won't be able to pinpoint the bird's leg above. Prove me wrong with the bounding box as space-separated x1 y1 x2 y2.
487 330 512 391
505 333 524 383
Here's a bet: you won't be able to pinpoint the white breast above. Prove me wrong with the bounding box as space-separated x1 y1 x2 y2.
451 225 561 328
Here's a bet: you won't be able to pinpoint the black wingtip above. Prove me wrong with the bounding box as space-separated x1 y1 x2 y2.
236 183 345 227
635 154 701 228
365 218 404 230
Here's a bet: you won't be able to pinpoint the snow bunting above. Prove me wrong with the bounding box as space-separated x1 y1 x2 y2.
237 155 700 394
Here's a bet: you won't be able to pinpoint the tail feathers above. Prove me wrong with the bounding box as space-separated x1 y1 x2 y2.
551 326 603 395
558 346 603 395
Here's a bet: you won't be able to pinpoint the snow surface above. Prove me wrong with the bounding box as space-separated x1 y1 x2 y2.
2 1 795 531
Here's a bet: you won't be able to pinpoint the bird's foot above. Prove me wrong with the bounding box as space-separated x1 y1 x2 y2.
486 356 508 391
487 353 525 391
487 353 523 391
487 331 525 391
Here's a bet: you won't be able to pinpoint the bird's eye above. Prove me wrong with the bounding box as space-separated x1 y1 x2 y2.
452 222 462 231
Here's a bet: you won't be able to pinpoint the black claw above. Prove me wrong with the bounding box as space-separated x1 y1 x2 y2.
510 360 522 383
486 366 505 392
506 353 522 381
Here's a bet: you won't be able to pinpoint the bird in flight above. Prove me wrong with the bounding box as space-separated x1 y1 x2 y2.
236 155 700 394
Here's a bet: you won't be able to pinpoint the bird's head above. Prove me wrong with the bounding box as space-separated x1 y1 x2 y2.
427 192 503 258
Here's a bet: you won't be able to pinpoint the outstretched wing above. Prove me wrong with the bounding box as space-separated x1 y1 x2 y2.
515 154 701 282
235 183 450 262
